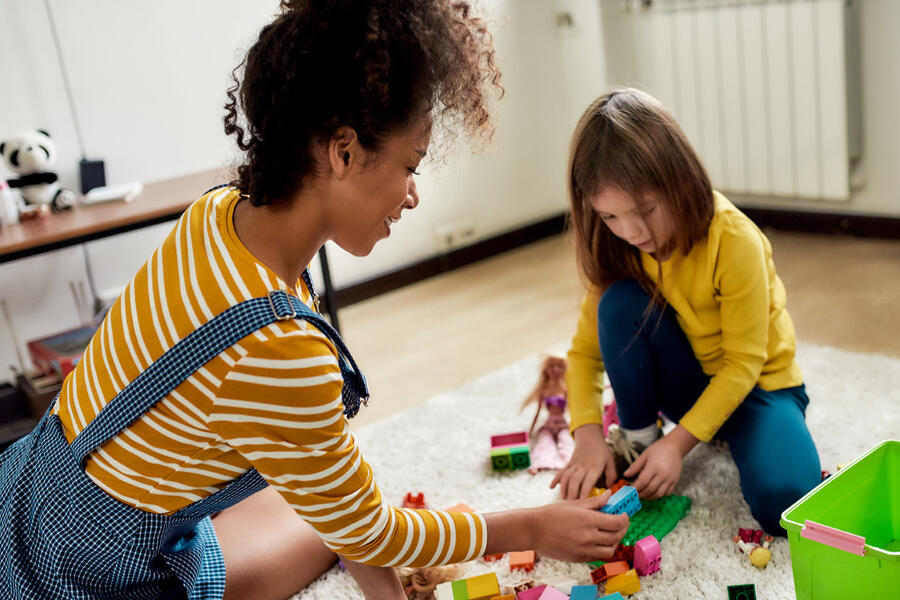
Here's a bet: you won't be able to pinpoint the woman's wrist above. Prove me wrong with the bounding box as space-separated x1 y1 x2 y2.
482 507 539 555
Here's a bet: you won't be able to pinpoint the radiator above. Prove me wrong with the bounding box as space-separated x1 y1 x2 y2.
625 0 862 201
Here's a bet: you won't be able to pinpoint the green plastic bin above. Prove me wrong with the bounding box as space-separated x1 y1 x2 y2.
780 440 900 599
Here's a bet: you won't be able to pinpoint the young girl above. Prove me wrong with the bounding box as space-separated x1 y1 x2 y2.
551 88 821 535
523 355 574 474
0 3 629 599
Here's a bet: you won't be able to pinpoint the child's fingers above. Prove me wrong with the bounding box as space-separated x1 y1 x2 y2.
623 453 645 479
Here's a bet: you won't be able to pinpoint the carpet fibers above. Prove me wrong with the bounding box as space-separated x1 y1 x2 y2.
294 342 900 599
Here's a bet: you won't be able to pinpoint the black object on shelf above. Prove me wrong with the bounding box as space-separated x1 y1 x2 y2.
0 382 36 452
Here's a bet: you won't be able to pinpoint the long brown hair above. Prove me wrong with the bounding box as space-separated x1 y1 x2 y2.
568 88 714 299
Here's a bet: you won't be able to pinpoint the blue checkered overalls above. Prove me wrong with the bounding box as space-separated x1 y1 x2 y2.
0 288 368 599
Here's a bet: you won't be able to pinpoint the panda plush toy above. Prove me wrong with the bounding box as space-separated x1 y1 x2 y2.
0 129 77 211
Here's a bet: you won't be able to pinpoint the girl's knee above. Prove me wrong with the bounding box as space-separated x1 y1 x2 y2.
746 477 817 536
598 279 650 332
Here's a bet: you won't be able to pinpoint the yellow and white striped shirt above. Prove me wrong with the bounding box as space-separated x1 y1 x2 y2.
54 186 486 566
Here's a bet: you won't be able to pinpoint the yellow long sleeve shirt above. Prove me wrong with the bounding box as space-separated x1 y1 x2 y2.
567 192 803 442
54 186 486 566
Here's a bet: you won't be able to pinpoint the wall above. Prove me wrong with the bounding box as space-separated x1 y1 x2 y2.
599 0 900 217
0 1 607 381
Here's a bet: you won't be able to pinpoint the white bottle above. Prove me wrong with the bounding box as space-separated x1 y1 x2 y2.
0 181 22 226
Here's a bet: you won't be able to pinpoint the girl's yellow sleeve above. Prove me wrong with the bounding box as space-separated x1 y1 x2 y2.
566 291 607 432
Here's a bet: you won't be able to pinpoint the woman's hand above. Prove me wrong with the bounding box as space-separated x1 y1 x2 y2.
529 492 630 562
623 425 698 499
550 423 617 500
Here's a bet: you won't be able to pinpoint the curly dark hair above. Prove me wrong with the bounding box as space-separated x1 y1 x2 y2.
224 0 502 206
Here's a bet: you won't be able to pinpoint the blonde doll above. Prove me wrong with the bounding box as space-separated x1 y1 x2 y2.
523 355 575 474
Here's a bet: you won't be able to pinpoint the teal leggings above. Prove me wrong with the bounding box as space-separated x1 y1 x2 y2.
597 279 821 534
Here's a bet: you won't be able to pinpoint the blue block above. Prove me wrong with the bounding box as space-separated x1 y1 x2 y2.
570 584 599 600
599 593 625 600
600 486 641 517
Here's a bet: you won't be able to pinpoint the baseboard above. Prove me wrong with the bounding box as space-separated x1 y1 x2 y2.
740 206 900 240
326 213 567 310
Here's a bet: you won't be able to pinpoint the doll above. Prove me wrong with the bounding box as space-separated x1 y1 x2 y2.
522 355 575 474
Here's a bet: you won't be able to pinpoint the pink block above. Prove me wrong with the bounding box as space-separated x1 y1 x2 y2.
634 534 661 576
491 431 530 448
537 586 569 600
516 584 547 600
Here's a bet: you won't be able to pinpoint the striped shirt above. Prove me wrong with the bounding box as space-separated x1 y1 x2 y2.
53 186 486 566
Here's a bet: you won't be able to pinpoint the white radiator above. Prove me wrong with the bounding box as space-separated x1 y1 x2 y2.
625 0 862 201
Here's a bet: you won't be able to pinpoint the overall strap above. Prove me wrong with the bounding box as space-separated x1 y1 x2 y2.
71 288 365 461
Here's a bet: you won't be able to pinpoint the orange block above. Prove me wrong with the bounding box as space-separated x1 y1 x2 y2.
589 560 629 584
509 550 536 571
445 502 476 513
490 596 516 600
610 479 626 494
483 553 504 562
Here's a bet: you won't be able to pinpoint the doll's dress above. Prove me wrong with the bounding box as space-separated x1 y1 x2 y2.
528 395 575 472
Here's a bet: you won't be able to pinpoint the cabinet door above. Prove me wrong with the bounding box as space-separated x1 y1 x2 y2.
0 247 90 383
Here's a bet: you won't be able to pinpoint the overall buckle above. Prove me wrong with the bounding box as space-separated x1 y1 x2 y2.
268 290 297 321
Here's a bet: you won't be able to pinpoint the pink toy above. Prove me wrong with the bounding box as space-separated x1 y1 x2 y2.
522 355 574 474
602 385 619 437
634 534 661 575
537 586 569 600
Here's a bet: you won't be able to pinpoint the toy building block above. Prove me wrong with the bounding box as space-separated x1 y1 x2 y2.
515 584 547 600
727 584 757 600
490 431 531 471
600 485 641 517
590 560 629 584
509 550 536 571
489 596 515 600
621 494 691 546
609 479 626 494
599 594 625 600
491 431 530 447
403 492 426 508
536 586 568 600
604 569 641 596
569 584 599 600
589 487 607 497
539 575 577 595
609 544 635 566
435 581 455 600
445 502 476 513
483 552 504 562
465 573 501 600
452 578 470 599
633 534 660 576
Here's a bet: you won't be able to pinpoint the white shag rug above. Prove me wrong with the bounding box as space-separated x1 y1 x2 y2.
293 342 900 599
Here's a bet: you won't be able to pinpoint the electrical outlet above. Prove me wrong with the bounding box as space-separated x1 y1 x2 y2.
434 219 477 252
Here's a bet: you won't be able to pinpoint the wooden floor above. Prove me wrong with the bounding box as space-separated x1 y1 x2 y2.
342 230 900 428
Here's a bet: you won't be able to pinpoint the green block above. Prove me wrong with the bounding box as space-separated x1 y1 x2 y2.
727 584 756 600
490 448 511 470
510 445 531 469
451 578 469 599
587 559 606 568
621 494 691 546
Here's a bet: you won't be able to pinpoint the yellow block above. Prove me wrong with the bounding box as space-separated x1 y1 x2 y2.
605 568 641 596
466 572 501 600
589 487 607 497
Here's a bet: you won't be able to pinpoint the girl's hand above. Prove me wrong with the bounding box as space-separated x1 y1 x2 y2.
623 425 697 499
551 423 617 500
531 491 630 562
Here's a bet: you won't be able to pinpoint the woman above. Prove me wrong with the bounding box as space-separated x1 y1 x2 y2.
0 3 629 599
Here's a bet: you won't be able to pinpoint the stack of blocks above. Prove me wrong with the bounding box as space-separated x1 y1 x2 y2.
434 572 500 600
490 431 531 471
